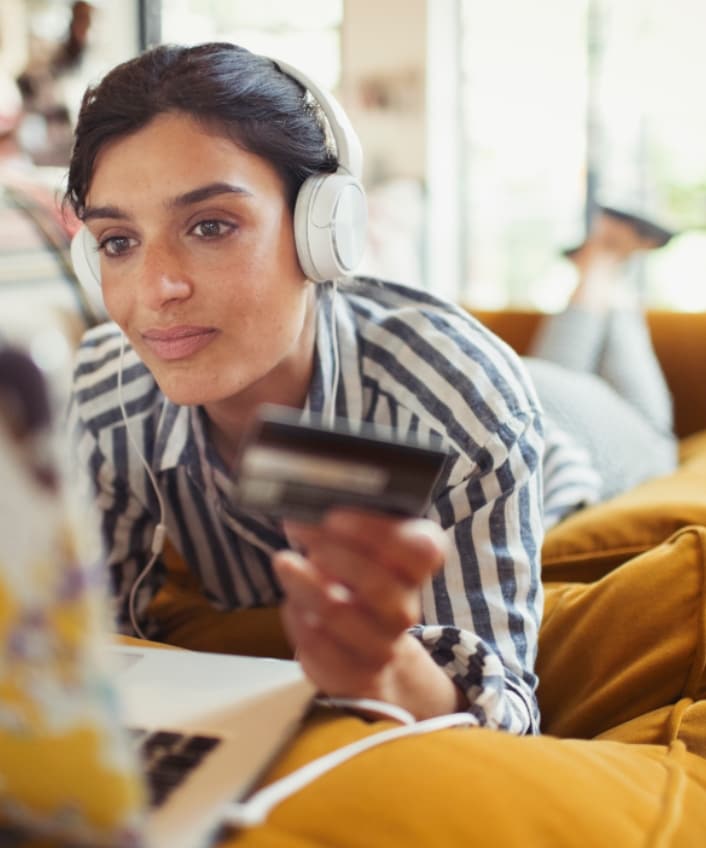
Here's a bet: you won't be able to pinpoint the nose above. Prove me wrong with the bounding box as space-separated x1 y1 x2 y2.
138 241 193 310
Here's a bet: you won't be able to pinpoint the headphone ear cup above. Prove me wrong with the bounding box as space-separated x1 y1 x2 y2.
70 227 108 321
294 173 368 283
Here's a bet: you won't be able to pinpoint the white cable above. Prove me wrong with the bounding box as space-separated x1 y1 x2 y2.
221 711 478 829
328 280 340 427
127 530 165 639
117 334 167 640
314 696 416 726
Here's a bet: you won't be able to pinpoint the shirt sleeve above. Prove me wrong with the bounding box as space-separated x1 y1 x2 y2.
411 409 545 735
541 421 602 530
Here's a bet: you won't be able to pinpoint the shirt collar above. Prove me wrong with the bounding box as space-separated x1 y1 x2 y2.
152 399 197 473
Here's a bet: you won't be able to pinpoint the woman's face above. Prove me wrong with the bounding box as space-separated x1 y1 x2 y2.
83 111 316 418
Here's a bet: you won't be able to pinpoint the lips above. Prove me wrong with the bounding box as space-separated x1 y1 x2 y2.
140 326 219 361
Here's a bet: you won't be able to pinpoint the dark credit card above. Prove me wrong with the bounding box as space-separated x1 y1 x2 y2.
231 404 448 521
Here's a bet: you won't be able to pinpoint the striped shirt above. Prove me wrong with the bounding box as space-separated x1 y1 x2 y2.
69 277 551 734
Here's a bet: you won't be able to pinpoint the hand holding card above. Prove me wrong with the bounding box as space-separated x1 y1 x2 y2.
274 509 461 719
230 406 461 719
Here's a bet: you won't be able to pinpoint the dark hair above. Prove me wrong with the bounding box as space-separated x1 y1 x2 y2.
65 42 337 217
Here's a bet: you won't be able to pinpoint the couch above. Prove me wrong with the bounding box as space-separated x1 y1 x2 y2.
143 309 706 846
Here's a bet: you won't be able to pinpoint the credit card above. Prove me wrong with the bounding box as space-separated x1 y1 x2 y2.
231 404 448 522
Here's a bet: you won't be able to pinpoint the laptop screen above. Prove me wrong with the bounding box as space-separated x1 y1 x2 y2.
0 343 146 847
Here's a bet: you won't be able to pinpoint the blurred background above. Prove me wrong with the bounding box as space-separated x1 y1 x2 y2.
1 0 705 361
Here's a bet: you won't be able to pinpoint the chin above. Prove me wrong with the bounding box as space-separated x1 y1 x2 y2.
155 365 255 408
152 373 223 407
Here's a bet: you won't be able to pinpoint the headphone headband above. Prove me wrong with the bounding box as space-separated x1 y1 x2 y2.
270 59 367 282
273 59 363 180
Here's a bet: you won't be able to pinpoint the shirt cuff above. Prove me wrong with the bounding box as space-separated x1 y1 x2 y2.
409 623 536 734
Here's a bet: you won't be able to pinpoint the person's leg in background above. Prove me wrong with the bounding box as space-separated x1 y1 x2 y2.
526 208 678 499
530 207 676 434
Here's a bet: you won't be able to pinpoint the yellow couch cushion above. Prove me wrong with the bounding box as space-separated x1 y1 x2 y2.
597 699 706 759
147 540 293 659
679 427 706 463
223 712 706 848
541 444 706 583
537 526 706 741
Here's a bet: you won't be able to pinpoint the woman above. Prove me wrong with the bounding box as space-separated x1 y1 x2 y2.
66 42 545 728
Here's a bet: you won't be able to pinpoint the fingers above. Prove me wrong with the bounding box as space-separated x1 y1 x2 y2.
274 512 449 705
280 532 421 634
273 550 401 673
285 509 448 587
283 510 442 634
275 554 465 717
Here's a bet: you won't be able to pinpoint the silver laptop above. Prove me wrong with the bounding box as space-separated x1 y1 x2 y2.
109 644 313 848
0 343 314 848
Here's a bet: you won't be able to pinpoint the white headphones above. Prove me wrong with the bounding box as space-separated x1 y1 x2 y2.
70 56 368 297
277 58 367 283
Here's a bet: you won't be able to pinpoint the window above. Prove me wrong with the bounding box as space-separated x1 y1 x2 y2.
159 0 343 89
459 0 706 310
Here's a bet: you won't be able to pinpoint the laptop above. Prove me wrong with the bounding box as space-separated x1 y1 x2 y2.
0 342 315 848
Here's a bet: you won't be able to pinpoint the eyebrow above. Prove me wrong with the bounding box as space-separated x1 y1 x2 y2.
82 182 253 222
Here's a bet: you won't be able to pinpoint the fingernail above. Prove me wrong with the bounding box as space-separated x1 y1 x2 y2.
327 582 352 604
277 550 308 571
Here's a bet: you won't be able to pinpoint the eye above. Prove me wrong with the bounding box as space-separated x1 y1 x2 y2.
191 219 235 239
97 235 137 257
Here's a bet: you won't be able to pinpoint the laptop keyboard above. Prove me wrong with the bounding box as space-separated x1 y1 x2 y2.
129 728 222 807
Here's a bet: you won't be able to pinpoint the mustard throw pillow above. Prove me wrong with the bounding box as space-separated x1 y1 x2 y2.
538 525 706 740
541 446 706 582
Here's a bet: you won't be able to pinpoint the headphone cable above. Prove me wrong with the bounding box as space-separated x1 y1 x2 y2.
328 279 340 427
